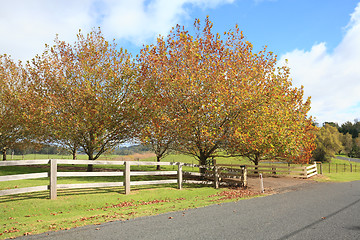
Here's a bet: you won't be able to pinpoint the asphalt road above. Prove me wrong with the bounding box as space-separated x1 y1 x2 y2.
20 181 360 240
336 156 360 163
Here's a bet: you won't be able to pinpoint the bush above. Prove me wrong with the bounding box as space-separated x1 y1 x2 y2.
348 145 360 158
312 147 331 162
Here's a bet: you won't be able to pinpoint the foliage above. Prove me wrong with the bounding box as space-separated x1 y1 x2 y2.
312 124 343 162
338 120 360 138
0 55 30 160
348 138 360 158
136 106 174 170
28 29 137 170
340 133 353 155
227 68 316 165
137 17 315 169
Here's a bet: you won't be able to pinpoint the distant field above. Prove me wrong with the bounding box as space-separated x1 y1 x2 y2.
3 153 252 165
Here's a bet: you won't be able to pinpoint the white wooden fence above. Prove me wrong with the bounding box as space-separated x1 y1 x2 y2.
214 163 318 178
0 159 183 200
0 160 316 200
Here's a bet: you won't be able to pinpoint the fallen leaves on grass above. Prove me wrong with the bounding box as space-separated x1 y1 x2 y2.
50 212 63 216
3 227 20 234
208 188 258 201
90 198 186 211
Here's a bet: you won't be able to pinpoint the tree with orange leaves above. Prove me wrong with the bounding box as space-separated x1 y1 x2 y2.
226 65 316 165
136 17 316 170
0 55 27 160
28 29 137 171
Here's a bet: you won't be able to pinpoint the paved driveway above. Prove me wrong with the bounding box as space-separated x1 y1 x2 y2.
21 180 360 240
336 156 360 163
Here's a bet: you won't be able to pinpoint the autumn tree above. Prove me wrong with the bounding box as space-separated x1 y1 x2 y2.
136 109 174 170
137 17 314 170
226 72 316 166
0 55 29 160
28 29 137 171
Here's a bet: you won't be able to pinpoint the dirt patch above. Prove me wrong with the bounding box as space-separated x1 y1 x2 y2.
246 175 316 194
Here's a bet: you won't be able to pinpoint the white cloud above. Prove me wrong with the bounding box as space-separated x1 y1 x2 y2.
0 0 234 62
99 0 234 45
0 0 94 62
280 2 360 125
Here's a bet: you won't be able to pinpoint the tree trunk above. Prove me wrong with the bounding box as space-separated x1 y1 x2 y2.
87 132 94 172
254 156 259 174
72 150 77 160
156 155 161 171
87 162 94 172
199 155 207 174
87 151 94 172
72 144 77 160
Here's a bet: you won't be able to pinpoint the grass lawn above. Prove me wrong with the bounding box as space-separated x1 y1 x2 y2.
314 157 360 182
0 153 259 239
0 185 258 239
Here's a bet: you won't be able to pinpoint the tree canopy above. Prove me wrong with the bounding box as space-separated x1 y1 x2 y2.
28 29 137 170
137 17 316 167
1 19 317 168
0 55 29 160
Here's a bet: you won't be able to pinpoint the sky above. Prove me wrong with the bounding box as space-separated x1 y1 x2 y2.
1 0 359 125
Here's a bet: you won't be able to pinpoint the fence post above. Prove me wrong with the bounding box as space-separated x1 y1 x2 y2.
49 159 57 200
177 163 183 190
288 163 291 174
214 166 219 189
350 163 353 173
241 166 247 187
319 162 323 174
124 161 130 195
259 173 264 193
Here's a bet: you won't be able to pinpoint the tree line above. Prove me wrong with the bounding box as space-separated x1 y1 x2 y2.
313 120 360 161
0 18 316 171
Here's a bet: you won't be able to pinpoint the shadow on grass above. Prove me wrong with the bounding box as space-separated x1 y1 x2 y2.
0 183 204 203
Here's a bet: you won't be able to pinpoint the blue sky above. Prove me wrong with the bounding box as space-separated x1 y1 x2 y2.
1 0 360 125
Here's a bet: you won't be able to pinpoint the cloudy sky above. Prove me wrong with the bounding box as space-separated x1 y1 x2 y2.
1 0 359 125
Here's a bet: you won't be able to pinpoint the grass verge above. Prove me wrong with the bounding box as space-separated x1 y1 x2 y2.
313 157 360 182
0 185 259 239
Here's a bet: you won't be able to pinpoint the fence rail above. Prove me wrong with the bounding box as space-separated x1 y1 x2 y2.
214 163 317 178
0 160 318 200
0 159 183 199
316 162 359 174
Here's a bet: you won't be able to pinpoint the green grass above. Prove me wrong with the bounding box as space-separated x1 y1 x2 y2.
0 153 259 239
316 173 360 182
0 185 258 239
314 157 360 182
